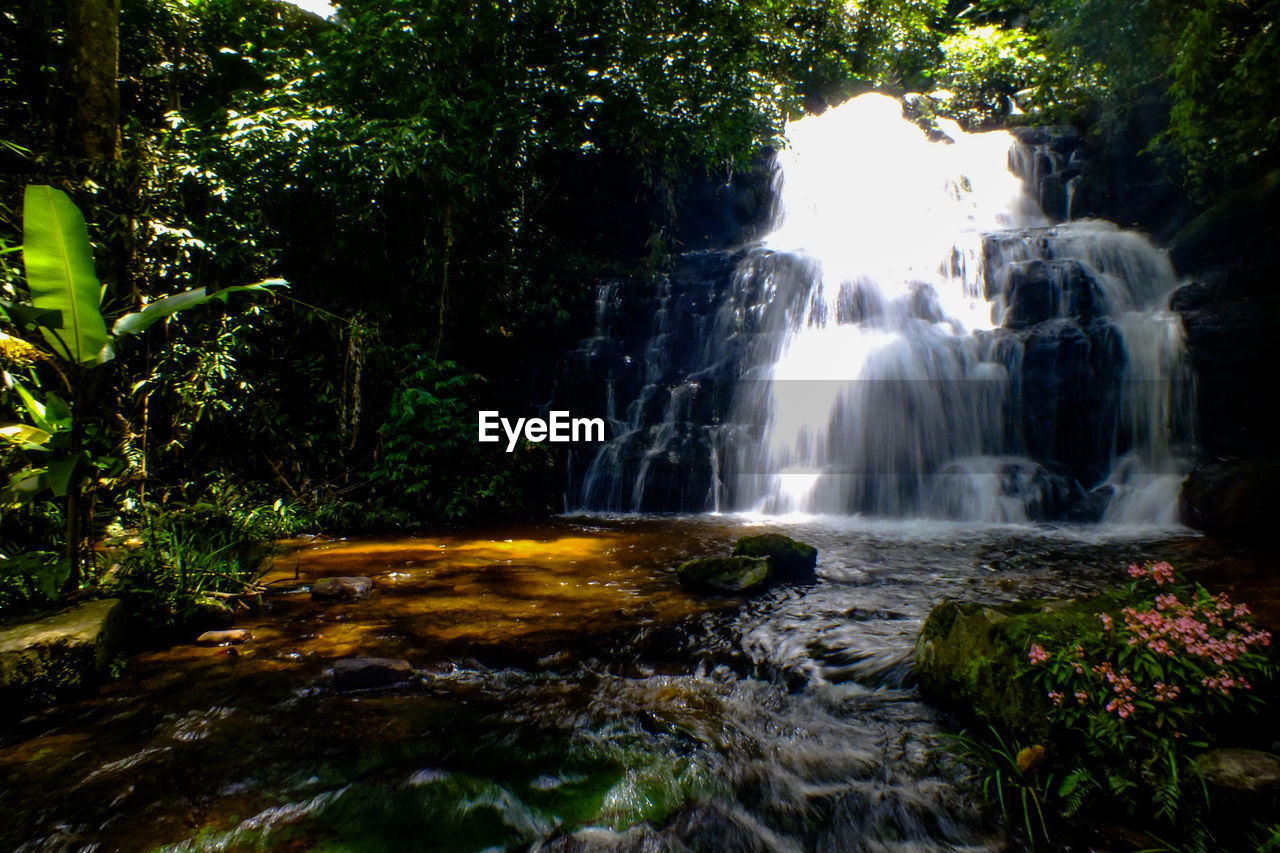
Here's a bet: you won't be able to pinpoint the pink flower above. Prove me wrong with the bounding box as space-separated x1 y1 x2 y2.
1028 643 1049 665
1048 691 1065 706
1150 561 1175 586
1099 612 1113 631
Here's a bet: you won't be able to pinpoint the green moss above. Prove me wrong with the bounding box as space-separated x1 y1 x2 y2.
914 595 1119 745
0 598 127 709
732 534 817 581
921 600 960 642
675 556 770 594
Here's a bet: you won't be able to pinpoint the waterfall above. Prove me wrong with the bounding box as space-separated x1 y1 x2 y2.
566 93 1194 525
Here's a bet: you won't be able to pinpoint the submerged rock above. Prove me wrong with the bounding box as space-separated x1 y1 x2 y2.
311 576 374 601
731 534 818 582
333 656 416 690
676 556 769 595
196 629 251 646
0 598 127 708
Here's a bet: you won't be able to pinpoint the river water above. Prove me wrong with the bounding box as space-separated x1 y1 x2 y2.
7 516 1268 852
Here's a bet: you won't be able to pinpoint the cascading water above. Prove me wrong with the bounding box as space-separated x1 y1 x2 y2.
566 93 1195 525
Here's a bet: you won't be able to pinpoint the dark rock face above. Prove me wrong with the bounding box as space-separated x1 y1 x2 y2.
311 576 374 601
1008 125 1083 222
1019 320 1124 488
1168 174 1280 535
333 657 416 691
1000 259 1106 329
732 534 818 582
1064 485 1115 523
675 556 770 594
558 248 756 513
1179 457 1280 542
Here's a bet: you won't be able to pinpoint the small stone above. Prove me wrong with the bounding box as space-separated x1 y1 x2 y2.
311 576 374 601
196 629 250 646
333 657 416 690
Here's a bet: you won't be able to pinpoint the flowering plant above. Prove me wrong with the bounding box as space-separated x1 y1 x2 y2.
1021 561 1274 825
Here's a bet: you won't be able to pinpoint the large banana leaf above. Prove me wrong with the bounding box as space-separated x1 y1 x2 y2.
22 186 110 364
112 279 287 336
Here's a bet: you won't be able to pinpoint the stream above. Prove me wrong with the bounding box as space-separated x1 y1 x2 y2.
7 516 1269 852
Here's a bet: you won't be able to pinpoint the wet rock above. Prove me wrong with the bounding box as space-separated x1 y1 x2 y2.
311 576 374 601
0 598 127 708
1002 259 1105 329
196 629 250 646
731 534 818 582
1064 484 1115 523
675 556 769 595
333 656 416 690
1192 748 1280 807
1179 456 1280 542
1019 319 1123 487
914 596 1115 744
186 595 235 632
1172 268 1280 463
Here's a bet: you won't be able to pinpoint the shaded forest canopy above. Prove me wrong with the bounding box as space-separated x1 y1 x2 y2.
1 0 1277 607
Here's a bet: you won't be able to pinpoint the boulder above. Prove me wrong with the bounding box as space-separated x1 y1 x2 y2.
731 534 818 582
914 596 1113 744
1192 748 1280 809
0 598 127 708
1179 456 1280 542
196 629 251 646
675 556 770 595
311 576 374 601
333 656 416 691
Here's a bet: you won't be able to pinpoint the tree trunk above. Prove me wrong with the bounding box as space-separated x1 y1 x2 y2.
431 205 453 360
65 0 120 160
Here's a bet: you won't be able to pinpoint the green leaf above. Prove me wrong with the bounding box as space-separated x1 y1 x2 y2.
11 379 50 432
4 466 47 501
0 550 59 578
112 279 287 336
43 393 72 428
22 186 111 364
0 299 63 331
0 423 52 449
46 451 89 497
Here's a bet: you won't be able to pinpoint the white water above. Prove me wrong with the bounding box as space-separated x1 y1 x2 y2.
730 94 1194 522
570 93 1195 526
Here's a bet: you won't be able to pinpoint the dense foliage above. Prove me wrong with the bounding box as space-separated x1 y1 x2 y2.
2 0 1276 614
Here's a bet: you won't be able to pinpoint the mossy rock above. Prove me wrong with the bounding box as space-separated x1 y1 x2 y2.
731 534 817 582
914 595 1117 745
0 598 127 709
676 556 770 595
